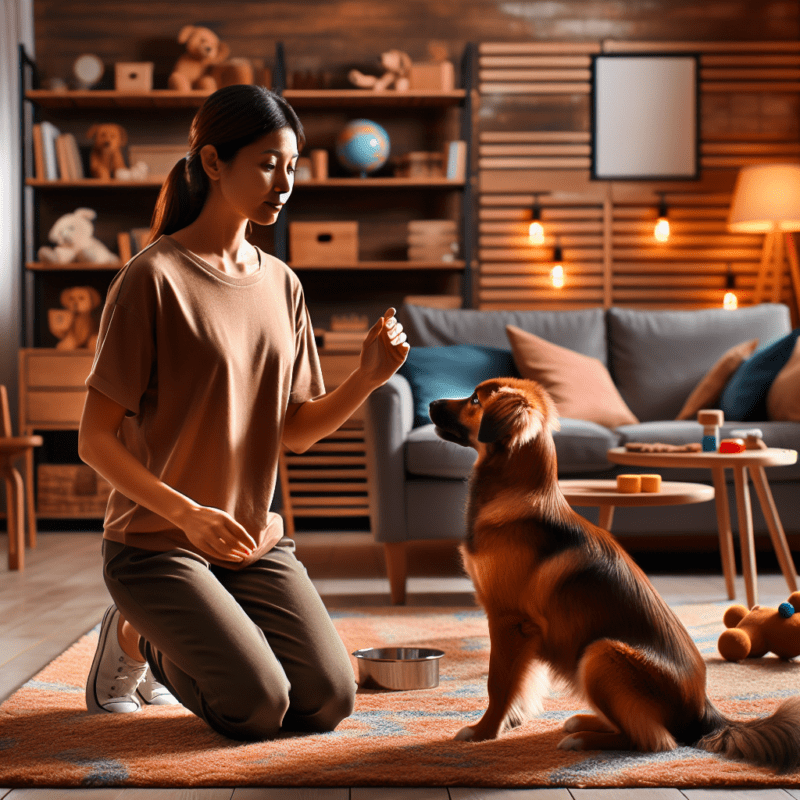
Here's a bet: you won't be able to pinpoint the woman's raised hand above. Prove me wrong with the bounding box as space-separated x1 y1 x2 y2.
359 307 409 388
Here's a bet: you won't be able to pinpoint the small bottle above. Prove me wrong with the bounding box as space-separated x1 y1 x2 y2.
697 409 724 452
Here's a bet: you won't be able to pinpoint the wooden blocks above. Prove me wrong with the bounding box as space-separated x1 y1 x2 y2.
290 221 359 265
114 62 153 92
617 474 662 493
408 62 455 91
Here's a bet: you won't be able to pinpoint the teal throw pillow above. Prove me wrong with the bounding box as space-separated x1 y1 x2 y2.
399 345 518 427
719 327 800 421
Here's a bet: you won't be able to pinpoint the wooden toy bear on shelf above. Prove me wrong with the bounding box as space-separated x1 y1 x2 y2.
48 286 102 351
168 25 252 92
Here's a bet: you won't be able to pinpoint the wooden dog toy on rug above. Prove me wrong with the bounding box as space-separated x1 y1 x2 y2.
718 592 800 662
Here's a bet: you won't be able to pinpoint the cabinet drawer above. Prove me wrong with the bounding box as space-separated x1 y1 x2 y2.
26 390 88 427
23 350 94 388
23 389 86 428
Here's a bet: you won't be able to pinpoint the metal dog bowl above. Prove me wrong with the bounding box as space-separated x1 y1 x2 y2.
352 647 444 690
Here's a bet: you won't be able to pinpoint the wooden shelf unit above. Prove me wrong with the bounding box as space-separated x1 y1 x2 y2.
18 42 476 527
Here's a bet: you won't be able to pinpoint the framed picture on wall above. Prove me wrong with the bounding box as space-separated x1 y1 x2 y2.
591 53 700 180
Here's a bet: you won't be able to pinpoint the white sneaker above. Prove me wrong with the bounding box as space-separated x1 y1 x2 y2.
136 670 179 706
85 605 147 714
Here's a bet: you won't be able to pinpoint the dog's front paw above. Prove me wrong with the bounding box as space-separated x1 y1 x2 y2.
557 734 585 751
454 726 476 741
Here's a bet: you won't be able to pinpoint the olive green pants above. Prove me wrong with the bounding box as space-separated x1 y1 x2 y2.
102 537 356 741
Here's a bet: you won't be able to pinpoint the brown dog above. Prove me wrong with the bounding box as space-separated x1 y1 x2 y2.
429 377 800 771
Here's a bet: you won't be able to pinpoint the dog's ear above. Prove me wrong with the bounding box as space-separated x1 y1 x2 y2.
478 388 538 445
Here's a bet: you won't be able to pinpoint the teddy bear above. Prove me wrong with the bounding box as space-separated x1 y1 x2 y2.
87 123 128 179
168 25 253 92
717 592 800 661
86 123 148 181
349 49 412 92
48 286 102 350
38 208 120 265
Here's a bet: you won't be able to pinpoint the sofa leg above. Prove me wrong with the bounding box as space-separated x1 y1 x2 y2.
384 542 408 605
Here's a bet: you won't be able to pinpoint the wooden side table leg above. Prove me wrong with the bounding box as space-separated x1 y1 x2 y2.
598 505 614 531
3 465 25 571
732 466 757 608
711 467 737 600
25 448 37 549
749 464 798 594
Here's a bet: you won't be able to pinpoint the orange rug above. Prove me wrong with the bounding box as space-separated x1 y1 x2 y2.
1 603 799 788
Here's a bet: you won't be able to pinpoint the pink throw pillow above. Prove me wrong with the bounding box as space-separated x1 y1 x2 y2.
506 324 638 428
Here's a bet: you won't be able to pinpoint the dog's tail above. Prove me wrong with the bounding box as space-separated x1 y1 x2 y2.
696 696 800 773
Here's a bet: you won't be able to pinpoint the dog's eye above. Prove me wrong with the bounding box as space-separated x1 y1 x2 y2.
471 395 480 405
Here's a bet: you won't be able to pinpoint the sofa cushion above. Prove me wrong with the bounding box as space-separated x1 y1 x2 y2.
399 304 608 363
675 338 760 420
607 304 792 422
405 418 621 479
398 344 518 427
768 337 800 422
506 324 638 428
719 327 800 421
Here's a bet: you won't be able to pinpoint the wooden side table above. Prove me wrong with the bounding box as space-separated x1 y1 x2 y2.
559 479 715 532
606 446 798 608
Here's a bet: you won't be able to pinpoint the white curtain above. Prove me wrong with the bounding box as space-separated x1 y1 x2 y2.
0 0 34 424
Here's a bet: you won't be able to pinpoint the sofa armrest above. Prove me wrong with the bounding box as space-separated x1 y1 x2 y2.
364 373 414 543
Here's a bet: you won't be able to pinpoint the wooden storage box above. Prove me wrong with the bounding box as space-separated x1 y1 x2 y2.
37 464 112 516
114 62 154 92
409 62 455 91
290 221 358 266
127 145 186 179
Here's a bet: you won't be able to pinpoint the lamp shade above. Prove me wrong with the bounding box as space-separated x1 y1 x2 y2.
728 163 800 233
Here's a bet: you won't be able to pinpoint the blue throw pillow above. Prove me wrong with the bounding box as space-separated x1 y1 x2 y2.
719 327 800 421
399 345 519 427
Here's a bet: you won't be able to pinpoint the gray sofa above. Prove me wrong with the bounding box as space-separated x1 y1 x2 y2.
364 302 800 603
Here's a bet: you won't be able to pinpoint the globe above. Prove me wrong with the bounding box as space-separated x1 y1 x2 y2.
335 119 390 177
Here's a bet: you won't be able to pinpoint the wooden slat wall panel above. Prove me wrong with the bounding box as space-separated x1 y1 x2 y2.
281 422 371 533
477 40 800 312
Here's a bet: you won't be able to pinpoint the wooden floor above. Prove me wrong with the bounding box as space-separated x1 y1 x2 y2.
2 530 799 800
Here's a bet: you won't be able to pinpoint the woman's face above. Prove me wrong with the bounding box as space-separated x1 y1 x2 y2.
216 127 299 226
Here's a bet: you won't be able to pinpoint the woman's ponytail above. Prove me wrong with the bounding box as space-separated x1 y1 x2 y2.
146 154 208 245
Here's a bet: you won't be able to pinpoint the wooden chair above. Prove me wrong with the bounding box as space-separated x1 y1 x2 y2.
1 386 42 570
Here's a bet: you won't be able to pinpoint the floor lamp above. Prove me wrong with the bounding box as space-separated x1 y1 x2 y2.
728 163 800 320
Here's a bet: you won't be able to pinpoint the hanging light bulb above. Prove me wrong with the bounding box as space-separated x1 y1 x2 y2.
529 194 545 245
723 264 738 310
551 242 565 288
654 193 670 242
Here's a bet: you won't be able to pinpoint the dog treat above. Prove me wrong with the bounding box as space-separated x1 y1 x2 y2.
731 428 768 450
719 438 746 454
640 474 662 493
617 474 642 493
624 442 702 453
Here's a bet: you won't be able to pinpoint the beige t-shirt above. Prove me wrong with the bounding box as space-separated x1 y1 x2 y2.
86 235 324 568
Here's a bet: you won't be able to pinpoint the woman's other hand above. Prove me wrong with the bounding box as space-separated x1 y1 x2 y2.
359 307 409 388
174 504 258 563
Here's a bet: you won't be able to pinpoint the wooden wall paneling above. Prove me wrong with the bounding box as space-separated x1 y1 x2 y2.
477 39 800 312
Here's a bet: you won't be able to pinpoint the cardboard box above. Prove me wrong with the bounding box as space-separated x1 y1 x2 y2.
409 62 455 91
114 62 154 92
290 221 359 265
